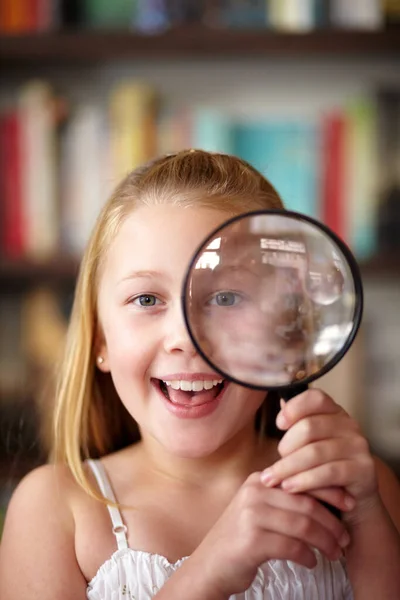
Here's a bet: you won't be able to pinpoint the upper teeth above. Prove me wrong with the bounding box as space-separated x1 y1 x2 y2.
163 379 223 392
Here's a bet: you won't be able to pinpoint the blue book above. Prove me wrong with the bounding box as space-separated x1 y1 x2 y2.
234 119 319 217
191 108 235 154
133 0 170 33
216 0 269 29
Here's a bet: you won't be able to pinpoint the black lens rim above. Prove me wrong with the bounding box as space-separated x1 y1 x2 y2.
181 208 364 392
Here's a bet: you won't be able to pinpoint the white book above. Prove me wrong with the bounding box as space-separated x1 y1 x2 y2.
60 103 110 255
330 0 383 29
19 81 58 259
268 0 316 31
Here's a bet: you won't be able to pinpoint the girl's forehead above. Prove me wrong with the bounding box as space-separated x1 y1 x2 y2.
101 204 231 282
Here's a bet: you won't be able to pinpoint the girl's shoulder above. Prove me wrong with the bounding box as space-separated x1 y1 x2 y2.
6 462 78 521
1 462 85 552
0 463 88 597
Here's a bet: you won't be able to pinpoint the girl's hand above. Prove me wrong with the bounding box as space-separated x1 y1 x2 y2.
190 472 350 598
260 389 379 518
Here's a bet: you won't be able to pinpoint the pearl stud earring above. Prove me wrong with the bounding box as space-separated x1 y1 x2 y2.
97 356 104 365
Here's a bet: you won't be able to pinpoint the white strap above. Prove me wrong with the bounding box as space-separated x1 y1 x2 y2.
87 459 129 551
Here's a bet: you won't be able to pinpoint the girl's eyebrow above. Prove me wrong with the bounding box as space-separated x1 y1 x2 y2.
117 270 165 284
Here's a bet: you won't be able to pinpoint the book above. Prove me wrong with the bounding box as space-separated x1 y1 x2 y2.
383 0 400 26
375 87 400 253
269 0 316 31
314 325 365 424
18 81 59 259
345 98 379 260
83 0 136 28
191 107 234 153
320 111 347 242
157 106 192 154
234 119 318 217
134 0 170 33
60 103 111 255
330 0 383 29
214 0 268 29
0 111 25 258
109 81 158 184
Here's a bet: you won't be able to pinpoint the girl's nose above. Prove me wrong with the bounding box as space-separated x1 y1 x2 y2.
163 305 198 356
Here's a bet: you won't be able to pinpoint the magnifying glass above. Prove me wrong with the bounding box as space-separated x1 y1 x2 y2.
182 210 363 401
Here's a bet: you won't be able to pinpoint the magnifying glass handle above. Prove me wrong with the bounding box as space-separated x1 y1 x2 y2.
280 383 308 402
279 383 341 520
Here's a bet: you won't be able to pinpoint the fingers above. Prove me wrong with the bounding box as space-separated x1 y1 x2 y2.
277 414 358 456
279 460 360 494
256 501 346 562
257 486 349 547
276 389 350 441
262 438 357 488
253 532 318 569
277 389 345 432
308 487 356 512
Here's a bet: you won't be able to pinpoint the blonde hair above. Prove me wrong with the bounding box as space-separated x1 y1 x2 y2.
51 150 284 496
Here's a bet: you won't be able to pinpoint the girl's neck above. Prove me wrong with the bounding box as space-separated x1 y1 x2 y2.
135 426 277 491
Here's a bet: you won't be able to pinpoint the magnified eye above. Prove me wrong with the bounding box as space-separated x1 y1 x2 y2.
207 291 242 307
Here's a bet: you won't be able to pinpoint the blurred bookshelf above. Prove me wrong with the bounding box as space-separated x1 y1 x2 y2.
0 254 398 288
1 0 400 532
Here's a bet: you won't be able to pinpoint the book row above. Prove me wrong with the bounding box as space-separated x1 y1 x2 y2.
1 0 398 35
0 79 398 261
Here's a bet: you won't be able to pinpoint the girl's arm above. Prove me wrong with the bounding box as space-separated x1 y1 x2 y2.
259 389 400 600
0 464 87 600
344 457 400 600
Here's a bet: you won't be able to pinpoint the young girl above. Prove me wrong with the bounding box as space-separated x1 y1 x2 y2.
0 150 399 600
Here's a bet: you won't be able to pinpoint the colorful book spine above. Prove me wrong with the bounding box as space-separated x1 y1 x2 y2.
215 0 269 29
190 107 234 154
60 104 110 255
83 0 136 28
18 81 59 259
109 81 158 183
0 112 25 258
330 0 383 29
269 0 317 31
345 98 379 260
234 119 318 217
321 112 347 242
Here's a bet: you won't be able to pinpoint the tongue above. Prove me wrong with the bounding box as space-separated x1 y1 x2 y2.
168 386 220 407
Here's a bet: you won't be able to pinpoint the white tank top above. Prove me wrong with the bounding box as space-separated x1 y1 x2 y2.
86 459 353 600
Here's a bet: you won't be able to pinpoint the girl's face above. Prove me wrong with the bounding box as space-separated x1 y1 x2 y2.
97 204 266 458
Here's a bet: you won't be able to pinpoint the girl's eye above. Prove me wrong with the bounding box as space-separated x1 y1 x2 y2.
207 291 242 307
132 294 161 307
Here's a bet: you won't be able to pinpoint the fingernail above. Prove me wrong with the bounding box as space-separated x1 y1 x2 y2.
339 531 351 548
280 398 285 410
260 469 277 487
281 479 296 491
276 411 288 429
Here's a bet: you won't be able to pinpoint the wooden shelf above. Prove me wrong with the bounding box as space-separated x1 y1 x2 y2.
0 28 399 65
0 256 79 288
0 254 398 288
360 254 400 278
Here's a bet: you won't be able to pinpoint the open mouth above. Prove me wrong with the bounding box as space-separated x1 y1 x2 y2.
154 378 226 407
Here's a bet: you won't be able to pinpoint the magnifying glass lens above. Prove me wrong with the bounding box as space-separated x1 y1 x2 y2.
183 211 362 390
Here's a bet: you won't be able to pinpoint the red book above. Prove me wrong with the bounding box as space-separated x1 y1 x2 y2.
0 111 25 258
321 112 347 243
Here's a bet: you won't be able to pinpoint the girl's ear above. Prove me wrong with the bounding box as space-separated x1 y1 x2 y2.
94 331 110 372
